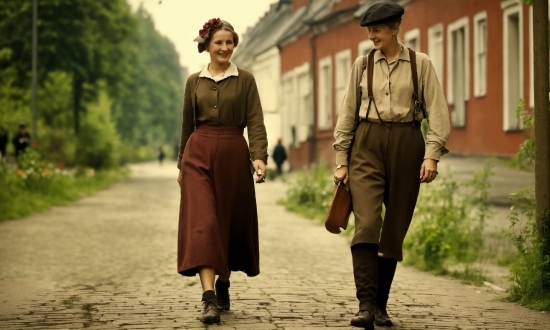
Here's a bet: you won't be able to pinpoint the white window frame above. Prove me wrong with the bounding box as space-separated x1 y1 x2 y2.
473 11 488 98
428 23 444 82
334 48 352 115
502 0 524 131
317 56 333 130
447 16 470 105
358 39 373 56
404 28 421 52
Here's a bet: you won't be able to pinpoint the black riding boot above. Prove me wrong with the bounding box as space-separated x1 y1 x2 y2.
201 290 220 324
375 256 397 327
350 243 378 330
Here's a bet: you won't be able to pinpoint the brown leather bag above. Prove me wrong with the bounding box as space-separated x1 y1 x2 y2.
325 181 352 234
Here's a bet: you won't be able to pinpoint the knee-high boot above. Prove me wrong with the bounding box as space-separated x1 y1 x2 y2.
350 243 378 329
374 256 397 326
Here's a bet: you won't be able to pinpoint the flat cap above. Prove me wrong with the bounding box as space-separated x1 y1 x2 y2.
360 2 404 27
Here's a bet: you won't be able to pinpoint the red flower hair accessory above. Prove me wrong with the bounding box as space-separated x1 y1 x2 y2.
194 18 222 43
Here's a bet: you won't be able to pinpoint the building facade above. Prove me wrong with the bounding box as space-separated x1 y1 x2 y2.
236 0 537 170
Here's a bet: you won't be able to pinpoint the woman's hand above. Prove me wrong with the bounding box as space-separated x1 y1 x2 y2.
177 169 182 187
253 159 266 183
420 158 438 183
334 165 349 185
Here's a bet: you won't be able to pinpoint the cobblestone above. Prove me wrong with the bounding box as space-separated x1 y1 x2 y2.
0 161 549 329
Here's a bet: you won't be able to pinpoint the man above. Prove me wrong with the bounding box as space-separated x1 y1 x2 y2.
12 123 30 158
272 138 287 176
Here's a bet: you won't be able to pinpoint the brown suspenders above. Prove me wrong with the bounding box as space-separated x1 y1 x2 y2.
363 47 427 127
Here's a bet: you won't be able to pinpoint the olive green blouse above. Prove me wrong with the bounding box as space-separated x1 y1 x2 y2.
177 63 268 169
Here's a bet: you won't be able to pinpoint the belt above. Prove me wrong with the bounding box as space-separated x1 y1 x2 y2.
361 119 422 128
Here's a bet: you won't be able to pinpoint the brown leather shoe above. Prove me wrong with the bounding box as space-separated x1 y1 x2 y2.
201 290 220 324
350 310 375 329
374 306 393 327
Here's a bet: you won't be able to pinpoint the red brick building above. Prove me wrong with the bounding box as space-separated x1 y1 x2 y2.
237 0 537 169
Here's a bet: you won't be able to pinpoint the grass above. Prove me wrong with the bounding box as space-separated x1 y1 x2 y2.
0 151 130 222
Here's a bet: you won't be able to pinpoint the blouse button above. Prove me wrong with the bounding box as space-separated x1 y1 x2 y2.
212 87 217 91
214 105 218 109
386 93 389 96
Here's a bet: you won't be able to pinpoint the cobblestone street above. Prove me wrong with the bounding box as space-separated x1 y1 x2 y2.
0 161 549 329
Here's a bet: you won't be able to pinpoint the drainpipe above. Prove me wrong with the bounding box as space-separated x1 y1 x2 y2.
309 30 318 166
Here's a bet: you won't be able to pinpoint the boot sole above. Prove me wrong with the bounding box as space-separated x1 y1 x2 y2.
374 319 393 327
217 303 230 311
201 314 220 324
350 319 374 330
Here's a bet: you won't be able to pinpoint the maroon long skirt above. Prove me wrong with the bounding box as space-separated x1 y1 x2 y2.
177 125 259 278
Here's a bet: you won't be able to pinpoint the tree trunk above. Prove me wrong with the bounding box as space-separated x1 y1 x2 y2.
533 0 550 290
73 74 83 136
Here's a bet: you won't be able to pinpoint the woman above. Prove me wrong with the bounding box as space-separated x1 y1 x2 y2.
333 3 450 329
176 18 268 324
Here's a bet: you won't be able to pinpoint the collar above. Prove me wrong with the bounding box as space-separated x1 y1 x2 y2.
199 62 239 82
374 43 410 63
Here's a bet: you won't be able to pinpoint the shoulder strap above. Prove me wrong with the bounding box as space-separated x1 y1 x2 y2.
408 47 427 119
367 49 375 98
354 55 368 124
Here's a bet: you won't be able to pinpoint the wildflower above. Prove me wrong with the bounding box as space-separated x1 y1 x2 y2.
16 170 27 179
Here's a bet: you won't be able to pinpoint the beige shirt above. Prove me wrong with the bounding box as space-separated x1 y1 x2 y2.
177 64 268 169
333 45 450 166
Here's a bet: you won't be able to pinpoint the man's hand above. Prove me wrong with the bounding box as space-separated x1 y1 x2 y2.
420 159 438 183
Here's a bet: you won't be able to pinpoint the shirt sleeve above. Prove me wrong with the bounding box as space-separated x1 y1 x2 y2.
421 55 451 160
333 56 364 166
177 77 196 169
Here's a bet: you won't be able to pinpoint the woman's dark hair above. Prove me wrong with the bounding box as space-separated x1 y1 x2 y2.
198 21 239 53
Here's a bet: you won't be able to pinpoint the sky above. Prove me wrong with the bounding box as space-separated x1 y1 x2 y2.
126 0 278 74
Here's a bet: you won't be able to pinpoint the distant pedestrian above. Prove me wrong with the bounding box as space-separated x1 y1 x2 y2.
176 18 268 325
333 3 450 329
272 138 287 176
12 123 30 159
0 126 7 162
157 146 165 165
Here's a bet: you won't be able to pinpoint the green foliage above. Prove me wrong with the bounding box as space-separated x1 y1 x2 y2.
506 103 550 310
0 0 184 166
279 164 333 221
75 89 120 169
506 189 550 310
0 152 129 222
403 165 494 277
507 99 535 171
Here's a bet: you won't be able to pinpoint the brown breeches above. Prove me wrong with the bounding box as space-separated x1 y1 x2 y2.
349 121 425 261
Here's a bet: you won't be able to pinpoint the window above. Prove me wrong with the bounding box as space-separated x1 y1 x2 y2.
281 63 311 147
358 39 373 56
473 12 487 97
404 28 420 51
334 49 351 115
318 56 333 130
502 0 523 130
428 24 444 82
447 17 469 128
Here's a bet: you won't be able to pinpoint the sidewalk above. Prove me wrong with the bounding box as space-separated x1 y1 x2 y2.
0 161 548 329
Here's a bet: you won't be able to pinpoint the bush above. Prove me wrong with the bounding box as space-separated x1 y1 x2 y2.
75 90 120 170
0 150 128 222
506 189 550 310
403 164 494 280
279 164 333 221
